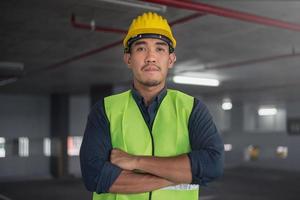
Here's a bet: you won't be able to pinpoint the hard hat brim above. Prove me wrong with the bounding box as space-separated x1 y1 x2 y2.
124 33 175 53
123 28 176 49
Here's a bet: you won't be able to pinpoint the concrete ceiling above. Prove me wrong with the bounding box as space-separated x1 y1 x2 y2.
1 0 300 102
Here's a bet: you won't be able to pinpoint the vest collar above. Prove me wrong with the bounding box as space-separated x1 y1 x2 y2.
131 86 167 106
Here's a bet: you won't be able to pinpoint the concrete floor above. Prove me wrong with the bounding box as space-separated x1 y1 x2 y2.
201 167 300 200
0 167 299 200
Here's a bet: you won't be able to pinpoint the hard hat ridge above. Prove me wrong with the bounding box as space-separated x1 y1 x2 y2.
123 12 176 53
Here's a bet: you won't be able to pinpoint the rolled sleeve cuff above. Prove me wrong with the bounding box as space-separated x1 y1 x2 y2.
96 162 122 194
187 152 207 186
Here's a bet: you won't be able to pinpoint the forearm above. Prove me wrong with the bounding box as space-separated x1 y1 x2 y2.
109 170 174 194
135 154 192 184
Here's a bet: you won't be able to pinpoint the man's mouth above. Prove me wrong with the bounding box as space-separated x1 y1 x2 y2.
143 64 160 72
145 67 159 72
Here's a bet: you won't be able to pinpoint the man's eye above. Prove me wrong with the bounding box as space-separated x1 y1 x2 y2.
157 47 166 52
136 47 145 51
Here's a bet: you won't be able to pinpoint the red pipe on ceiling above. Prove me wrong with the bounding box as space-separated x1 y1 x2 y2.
207 52 300 71
169 12 206 26
71 12 206 34
29 12 205 75
71 14 127 34
141 0 300 32
28 40 123 75
177 52 300 74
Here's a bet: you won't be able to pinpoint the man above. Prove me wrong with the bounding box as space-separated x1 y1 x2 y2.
80 12 224 200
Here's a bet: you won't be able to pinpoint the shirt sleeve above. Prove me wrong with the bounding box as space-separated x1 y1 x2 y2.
187 98 224 185
80 99 122 194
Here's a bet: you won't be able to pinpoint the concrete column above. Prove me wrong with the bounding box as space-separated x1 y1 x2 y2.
231 101 244 133
90 84 114 106
50 94 69 178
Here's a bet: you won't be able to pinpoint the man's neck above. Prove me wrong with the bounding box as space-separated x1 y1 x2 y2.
133 82 165 106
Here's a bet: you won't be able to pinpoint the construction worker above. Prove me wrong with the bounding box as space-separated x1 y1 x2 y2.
80 12 224 200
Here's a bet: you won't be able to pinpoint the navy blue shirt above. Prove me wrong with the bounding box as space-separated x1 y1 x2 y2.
80 88 224 194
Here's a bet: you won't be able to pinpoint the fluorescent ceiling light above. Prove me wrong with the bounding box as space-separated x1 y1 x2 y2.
222 102 232 110
0 61 24 76
97 0 166 12
173 75 220 87
0 77 18 86
224 144 232 152
222 98 232 110
0 61 24 86
258 107 277 116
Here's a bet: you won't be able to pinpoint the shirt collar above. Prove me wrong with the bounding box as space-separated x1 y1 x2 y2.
131 85 167 105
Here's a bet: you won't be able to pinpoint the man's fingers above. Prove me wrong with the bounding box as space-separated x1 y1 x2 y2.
110 148 137 171
111 148 126 164
111 148 123 156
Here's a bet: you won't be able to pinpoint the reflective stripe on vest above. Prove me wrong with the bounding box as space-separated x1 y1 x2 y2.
93 89 199 200
160 184 199 190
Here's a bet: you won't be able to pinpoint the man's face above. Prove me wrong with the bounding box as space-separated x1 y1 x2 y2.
124 38 176 87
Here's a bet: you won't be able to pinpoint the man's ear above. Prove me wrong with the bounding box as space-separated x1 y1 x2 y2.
123 53 131 68
168 52 176 69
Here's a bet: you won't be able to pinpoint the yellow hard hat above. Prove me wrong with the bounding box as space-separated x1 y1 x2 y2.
123 12 176 53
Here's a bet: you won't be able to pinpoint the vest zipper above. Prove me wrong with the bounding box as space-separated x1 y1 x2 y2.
133 91 167 200
140 110 155 200
148 123 155 200
134 101 156 200
134 105 155 200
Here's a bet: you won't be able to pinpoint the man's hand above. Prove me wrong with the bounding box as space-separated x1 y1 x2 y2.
110 148 138 171
109 149 176 193
111 148 192 183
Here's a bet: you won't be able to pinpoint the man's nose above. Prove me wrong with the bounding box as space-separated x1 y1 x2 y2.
145 49 156 63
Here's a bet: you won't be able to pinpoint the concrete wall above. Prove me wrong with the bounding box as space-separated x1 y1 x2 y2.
0 93 90 179
68 94 90 177
203 98 300 172
0 94 50 179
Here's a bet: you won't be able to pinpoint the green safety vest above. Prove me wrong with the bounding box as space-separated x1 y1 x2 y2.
93 89 199 200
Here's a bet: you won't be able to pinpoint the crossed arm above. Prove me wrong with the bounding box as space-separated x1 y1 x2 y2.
108 148 192 193
80 99 224 194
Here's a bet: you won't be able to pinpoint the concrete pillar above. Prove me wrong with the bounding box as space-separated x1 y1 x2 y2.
50 94 69 178
90 84 114 106
231 101 244 133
